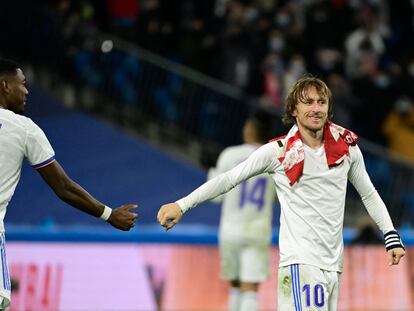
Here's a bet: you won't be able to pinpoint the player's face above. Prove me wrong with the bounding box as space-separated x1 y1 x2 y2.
292 86 329 132
6 68 28 114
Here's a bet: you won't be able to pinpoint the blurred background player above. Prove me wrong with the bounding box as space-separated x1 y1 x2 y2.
0 58 138 309
158 76 405 311
207 111 276 311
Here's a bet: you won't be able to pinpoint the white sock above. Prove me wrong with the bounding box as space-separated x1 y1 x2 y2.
239 290 258 311
228 287 240 311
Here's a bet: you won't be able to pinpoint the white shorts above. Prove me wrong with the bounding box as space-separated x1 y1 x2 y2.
219 239 270 283
278 264 341 311
0 233 11 309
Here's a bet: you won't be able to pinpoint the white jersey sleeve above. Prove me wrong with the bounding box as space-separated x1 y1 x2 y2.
177 142 280 213
348 145 394 234
25 118 55 169
0 111 55 232
207 147 246 203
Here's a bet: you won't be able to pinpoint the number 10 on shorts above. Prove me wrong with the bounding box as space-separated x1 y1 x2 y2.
302 283 325 308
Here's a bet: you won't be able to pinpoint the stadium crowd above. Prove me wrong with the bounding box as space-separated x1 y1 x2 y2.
106 0 414 160
0 0 413 162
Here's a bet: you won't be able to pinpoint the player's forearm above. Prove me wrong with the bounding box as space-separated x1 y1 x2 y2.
348 146 395 233
178 143 278 213
54 180 105 217
177 172 235 212
361 189 395 234
36 161 106 217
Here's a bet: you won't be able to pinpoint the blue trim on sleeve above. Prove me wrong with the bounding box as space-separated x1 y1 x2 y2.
31 156 56 169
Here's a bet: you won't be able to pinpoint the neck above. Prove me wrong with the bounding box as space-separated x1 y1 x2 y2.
244 133 261 145
297 124 324 149
245 140 261 147
0 98 7 110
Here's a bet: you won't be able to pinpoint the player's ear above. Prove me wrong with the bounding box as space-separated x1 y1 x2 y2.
0 80 9 94
0 80 8 90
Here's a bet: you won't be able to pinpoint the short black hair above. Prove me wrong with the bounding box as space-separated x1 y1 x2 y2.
0 58 19 76
248 110 274 143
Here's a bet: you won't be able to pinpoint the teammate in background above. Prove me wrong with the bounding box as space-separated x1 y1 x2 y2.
207 111 276 311
0 59 138 309
158 76 405 310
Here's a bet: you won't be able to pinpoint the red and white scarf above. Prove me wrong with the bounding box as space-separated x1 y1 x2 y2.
276 121 358 186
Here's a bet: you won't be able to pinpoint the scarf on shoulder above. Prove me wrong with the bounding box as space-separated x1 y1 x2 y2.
275 121 358 186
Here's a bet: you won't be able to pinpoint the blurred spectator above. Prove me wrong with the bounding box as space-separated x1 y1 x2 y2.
314 47 343 77
345 3 388 79
218 0 254 89
383 96 414 163
3 0 414 157
304 0 354 54
261 52 284 111
136 0 164 53
351 50 398 144
106 0 140 40
326 73 358 129
282 54 307 97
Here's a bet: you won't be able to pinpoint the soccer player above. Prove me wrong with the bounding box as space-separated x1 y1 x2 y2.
207 111 276 311
0 58 138 309
158 76 405 310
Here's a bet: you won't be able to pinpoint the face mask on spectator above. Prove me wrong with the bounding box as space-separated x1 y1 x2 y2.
269 38 285 52
275 13 291 28
374 74 390 88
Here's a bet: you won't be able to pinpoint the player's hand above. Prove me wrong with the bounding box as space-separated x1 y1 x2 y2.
387 247 405 266
108 204 138 231
157 203 183 231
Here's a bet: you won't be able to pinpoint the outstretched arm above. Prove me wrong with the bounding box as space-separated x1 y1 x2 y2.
36 160 138 231
157 142 280 230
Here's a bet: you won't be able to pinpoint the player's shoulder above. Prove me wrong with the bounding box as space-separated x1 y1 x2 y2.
267 135 287 157
217 144 259 167
221 144 253 157
348 143 362 158
0 109 35 129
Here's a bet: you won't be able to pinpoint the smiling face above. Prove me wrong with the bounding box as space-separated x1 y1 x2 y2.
282 77 333 128
292 86 329 132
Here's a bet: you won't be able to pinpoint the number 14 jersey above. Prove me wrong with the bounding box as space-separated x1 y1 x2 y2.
208 144 277 245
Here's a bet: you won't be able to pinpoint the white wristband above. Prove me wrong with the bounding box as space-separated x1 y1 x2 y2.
100 205 112 221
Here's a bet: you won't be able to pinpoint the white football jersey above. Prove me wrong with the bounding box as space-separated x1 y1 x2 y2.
177 140 395 272
0 109 55 232
208 144 276 244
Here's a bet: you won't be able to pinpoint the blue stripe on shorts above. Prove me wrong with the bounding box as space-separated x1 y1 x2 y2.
290 264 302 311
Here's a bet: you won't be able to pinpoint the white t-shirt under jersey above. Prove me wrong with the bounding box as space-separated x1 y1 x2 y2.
177 140 395 272
208 144 276 245
0 109 55 232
